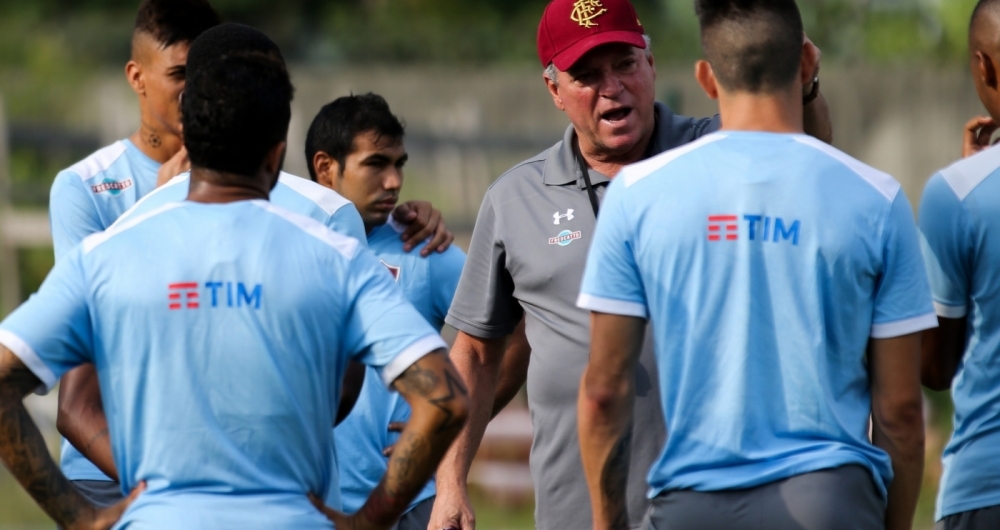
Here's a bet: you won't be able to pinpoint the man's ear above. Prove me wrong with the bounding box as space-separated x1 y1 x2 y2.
263 141 286 178
695 60 719 100
544 71 566 112
126 60 145 97
800 39 820 87
312 151 341 189
976 51 998 91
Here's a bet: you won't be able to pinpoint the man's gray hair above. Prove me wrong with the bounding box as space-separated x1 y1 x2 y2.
545 34 652 85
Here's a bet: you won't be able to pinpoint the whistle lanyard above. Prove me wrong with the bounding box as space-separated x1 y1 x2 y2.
573 135 601 218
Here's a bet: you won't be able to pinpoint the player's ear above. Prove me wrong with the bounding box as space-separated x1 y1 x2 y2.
313 151 339 189
695 60 719 100
799 39 818 87
262 141 286 180
126 60 145 97
544 70 566 111
976 51 998 91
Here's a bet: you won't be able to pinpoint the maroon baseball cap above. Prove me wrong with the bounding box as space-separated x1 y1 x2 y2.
537 0 646 71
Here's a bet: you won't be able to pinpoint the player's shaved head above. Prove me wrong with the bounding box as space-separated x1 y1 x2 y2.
971 0 1000 55
969 0 1000 122
131 0 220 61
695 0 804 93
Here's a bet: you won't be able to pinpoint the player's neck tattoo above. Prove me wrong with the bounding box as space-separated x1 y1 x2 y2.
140 122 163 149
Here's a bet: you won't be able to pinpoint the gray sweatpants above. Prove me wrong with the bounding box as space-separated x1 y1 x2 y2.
392 495 435 530
936 504 1000 530
642 465 884 530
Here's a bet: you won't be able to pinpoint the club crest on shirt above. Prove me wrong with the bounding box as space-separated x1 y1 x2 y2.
91 178 133 196
380 260 401 282
549 230 582 247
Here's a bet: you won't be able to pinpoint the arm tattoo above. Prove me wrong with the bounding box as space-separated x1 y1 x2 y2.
601 428 633 530
0 348 89 526
429 370 469 433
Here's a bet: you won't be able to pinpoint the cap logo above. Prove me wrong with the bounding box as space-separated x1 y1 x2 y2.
570 0 607 28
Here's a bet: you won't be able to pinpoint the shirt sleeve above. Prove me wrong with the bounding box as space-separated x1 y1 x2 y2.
444 190 522 338
50 170 103 262
918 173 972 319
429 246 467 330
0 246 94 392
328 203 369 249
870 190 938 338
576 178 648 318
341 247 447 387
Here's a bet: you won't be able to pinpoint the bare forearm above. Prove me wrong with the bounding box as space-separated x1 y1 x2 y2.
356 351 470 528
0 351 91 526
873 422 924 530
803 93 833 144
57 365 118 481
437 333 504 490
578 371 634 530
491 321 529 418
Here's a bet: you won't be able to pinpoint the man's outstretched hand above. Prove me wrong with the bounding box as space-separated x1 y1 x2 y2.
963 116 999 158
392 201 454 256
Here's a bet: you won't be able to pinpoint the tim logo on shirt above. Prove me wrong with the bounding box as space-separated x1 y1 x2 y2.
707 214 801 245
168 282 262 310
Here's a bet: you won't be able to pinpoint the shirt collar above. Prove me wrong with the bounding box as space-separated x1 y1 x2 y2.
542 102 671 188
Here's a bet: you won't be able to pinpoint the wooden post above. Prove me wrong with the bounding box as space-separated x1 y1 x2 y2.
0 95 20 317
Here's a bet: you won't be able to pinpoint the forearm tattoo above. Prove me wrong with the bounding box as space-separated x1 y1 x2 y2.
601 428 633 530
0 349 88 525
361 354 468 525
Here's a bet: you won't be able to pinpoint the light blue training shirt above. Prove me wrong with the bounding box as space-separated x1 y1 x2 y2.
50 140 162 482
48 139 366 483
334 217 466 513
0 199 445 529
919 144 1000 520
578 131 936 500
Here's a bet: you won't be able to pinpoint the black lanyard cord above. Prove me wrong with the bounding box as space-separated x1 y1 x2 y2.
573 134 600 217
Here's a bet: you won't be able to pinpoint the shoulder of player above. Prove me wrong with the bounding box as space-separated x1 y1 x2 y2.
251 200 361 260
618 132 729 189
935 145 1000 202
110 173 190 229
789 135 901 203
275 171 353 216
58 141 130 184
81 201 187 255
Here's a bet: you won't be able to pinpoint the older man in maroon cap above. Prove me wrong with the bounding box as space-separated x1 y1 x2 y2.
431 1 833 528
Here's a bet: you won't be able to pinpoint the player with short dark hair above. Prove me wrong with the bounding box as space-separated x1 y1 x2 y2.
0 32 468 530
920 2 1000 529
577 1 932 529
306 92 469 530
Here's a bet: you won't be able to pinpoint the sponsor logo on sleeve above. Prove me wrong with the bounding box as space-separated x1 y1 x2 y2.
91 178 133 196
706 214 801 245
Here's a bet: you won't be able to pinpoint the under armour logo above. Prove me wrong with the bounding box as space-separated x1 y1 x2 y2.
553 209 575 225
